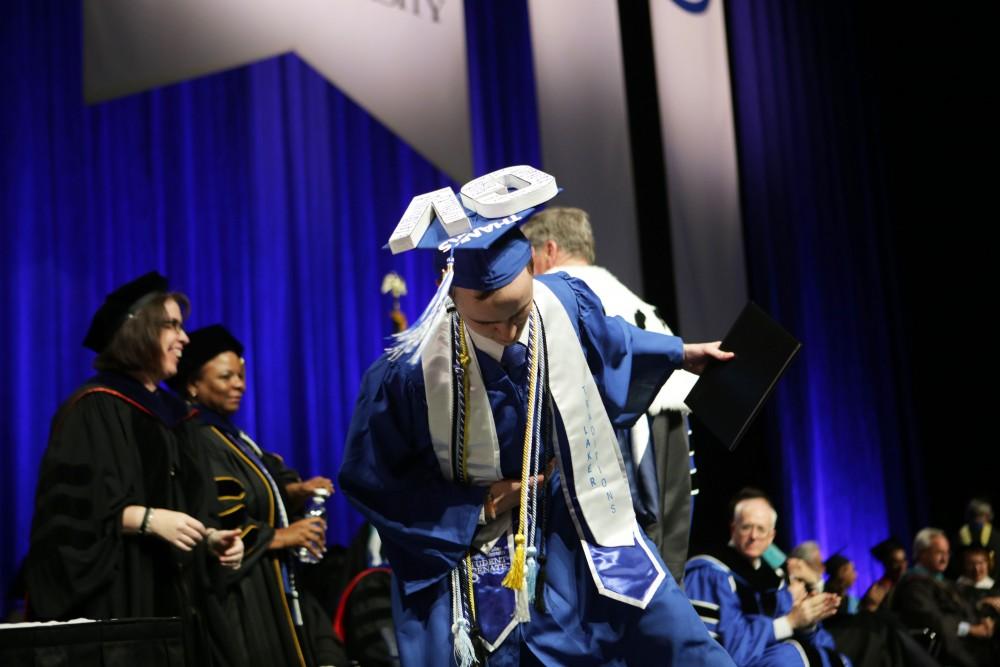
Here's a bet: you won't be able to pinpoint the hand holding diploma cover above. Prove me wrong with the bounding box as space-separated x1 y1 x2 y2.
685 302 801 451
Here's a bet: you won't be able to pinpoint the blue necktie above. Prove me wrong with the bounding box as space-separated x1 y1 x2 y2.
500 342 527 382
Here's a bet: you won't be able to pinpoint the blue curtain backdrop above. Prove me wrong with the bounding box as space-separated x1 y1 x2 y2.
726 1 922 587
0 0 538 609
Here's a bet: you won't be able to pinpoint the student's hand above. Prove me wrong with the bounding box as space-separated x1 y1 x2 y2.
486 475 546 520
682 341 734 375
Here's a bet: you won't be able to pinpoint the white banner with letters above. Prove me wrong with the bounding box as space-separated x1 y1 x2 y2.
84 0 472 182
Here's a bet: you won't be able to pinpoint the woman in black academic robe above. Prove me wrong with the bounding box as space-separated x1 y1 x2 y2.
25 273 244 663
169 324 342 667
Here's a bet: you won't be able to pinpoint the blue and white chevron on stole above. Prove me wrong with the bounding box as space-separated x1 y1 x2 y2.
421 280 665 625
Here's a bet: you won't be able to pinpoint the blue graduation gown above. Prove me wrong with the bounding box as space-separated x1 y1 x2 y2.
339 273 735 666
685 549 848 667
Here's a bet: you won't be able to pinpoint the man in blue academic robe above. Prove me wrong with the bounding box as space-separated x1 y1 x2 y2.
684 496 847 666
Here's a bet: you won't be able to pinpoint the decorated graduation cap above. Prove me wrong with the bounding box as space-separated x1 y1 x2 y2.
167 324 244 394
385 165 558 362
83 271 169 353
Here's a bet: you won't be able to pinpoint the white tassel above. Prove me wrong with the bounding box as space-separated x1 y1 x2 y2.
452 618 478 667
513 583 531 623
387 257 454 364
525 546 539 604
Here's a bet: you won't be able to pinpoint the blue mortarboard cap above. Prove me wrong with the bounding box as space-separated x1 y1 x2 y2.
429 213 534 291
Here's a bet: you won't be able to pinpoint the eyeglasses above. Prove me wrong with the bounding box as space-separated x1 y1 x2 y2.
737 523 773 538
160 318 185 333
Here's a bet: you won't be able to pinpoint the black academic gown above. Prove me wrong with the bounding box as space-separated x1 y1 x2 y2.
26 372 220 663
193 408 341 667
892 569 997 667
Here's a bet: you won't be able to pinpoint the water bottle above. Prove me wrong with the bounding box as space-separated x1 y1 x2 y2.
296 487 329 564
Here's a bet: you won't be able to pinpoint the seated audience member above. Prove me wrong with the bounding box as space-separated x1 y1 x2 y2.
892 528 998 667
169 325 342 667
789 541 826 593
957 546 1000 619
685 495 846 666
522 206 698 582
954 499 1000 580
824 554 860 615
824 548 941 667
861 538 907 613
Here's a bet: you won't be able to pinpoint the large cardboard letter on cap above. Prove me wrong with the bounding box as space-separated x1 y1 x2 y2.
460 166 557 218
388 187 471 254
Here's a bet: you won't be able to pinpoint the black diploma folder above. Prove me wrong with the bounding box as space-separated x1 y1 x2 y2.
684 302 801 451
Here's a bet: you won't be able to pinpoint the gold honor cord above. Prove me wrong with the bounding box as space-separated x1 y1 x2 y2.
457 320 472 482
502 306 540 594
464 553 478 621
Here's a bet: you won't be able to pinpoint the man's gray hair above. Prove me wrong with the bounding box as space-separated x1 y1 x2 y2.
967 498 994 522
732 497 778 530
522 207 596 264
790 541 821 564
913 527 946 556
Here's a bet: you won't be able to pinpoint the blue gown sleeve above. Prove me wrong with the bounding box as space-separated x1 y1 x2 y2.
684 560 777 664
338 355 488 596
538 273 684 427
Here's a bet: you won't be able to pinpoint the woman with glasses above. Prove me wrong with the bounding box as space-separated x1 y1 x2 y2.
25 272 243 663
